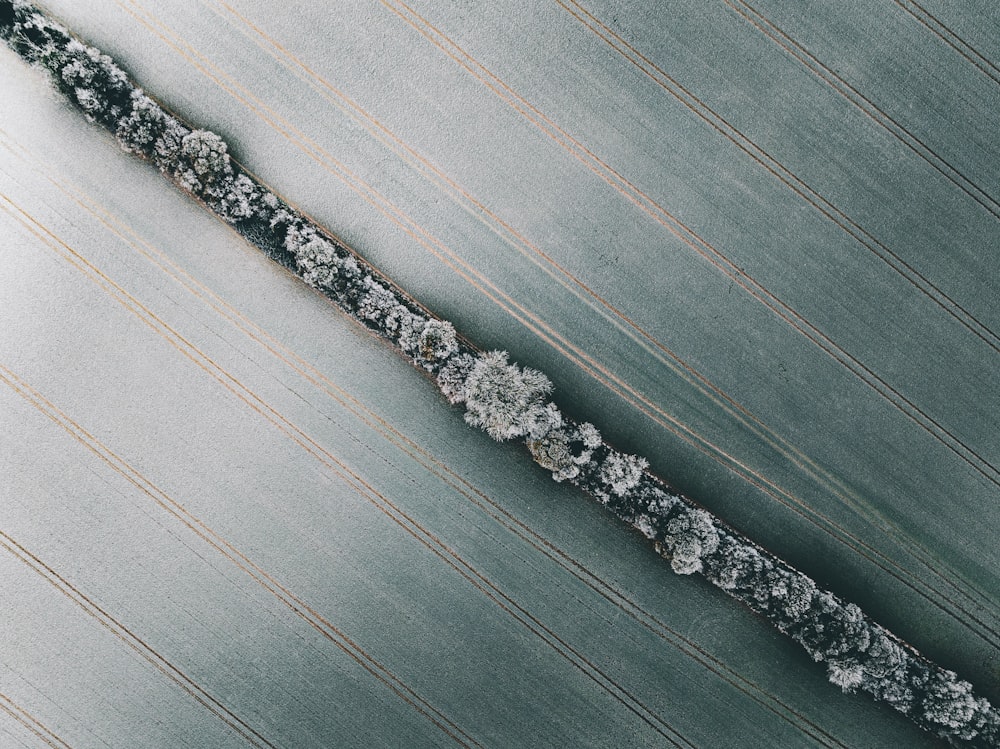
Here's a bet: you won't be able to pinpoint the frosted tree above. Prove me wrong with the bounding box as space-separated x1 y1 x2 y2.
174 129 231 194
596 449 649 498
461 351 559 441
658 506 720 575
56 40 130 127
409 319 459 371
116 90 188 169
215 172 261 222
527 419 602 482
437 352 478 404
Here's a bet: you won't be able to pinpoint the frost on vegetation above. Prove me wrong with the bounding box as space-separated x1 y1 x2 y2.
116 92 162 154
528 420 602 482
820 600 870 660
358 277 405 329
576 421 602 450
461 351 555 441
918 672 993 740
707 538 769 593
436 353 477 404
167 130 270 224
633 513 657 540
827 662 865 692
58 40 129 125
409 319 458 371
281 223 458 369
357 277 430 359
5 11 130 128
704 536 816 625
797 594 871 665
767 570 816 623
216 172 260 222
597 450 648 498
864 629 908 679
292 234 341 290
657 506 719 575
116 91 189 169
174 129 231 193
280 218 365 297
392 312 421 354
440 345 598 475
627 488 678 540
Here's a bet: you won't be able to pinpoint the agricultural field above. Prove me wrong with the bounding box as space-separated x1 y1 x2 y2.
1 1 997 746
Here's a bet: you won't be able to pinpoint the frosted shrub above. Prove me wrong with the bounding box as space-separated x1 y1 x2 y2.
358 278 400 324
279 222 365 298
525 402 563 441
393 313 422 353
153 117 189 170
576 422 602 450
921 673 989 739
293 236 340 290
357 278 424 353
769 570 816 622
119 92 169 154
828 662 865 692
641 485 680 523
705 537 773 599
822 602 871 659
57 40 129 125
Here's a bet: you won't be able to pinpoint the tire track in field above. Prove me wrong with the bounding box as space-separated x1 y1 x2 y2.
107 0 1000 647
0 196 688 747
0 692 73 749
1 131 847 747
0 529 276 749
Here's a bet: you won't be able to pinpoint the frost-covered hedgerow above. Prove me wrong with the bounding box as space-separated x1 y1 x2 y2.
3 3 996 744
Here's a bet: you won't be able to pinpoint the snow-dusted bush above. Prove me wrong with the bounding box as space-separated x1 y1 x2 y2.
767 568 817 624
292 235 342 290
5 4 995 743
58 40 130 126
919 671 993 741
